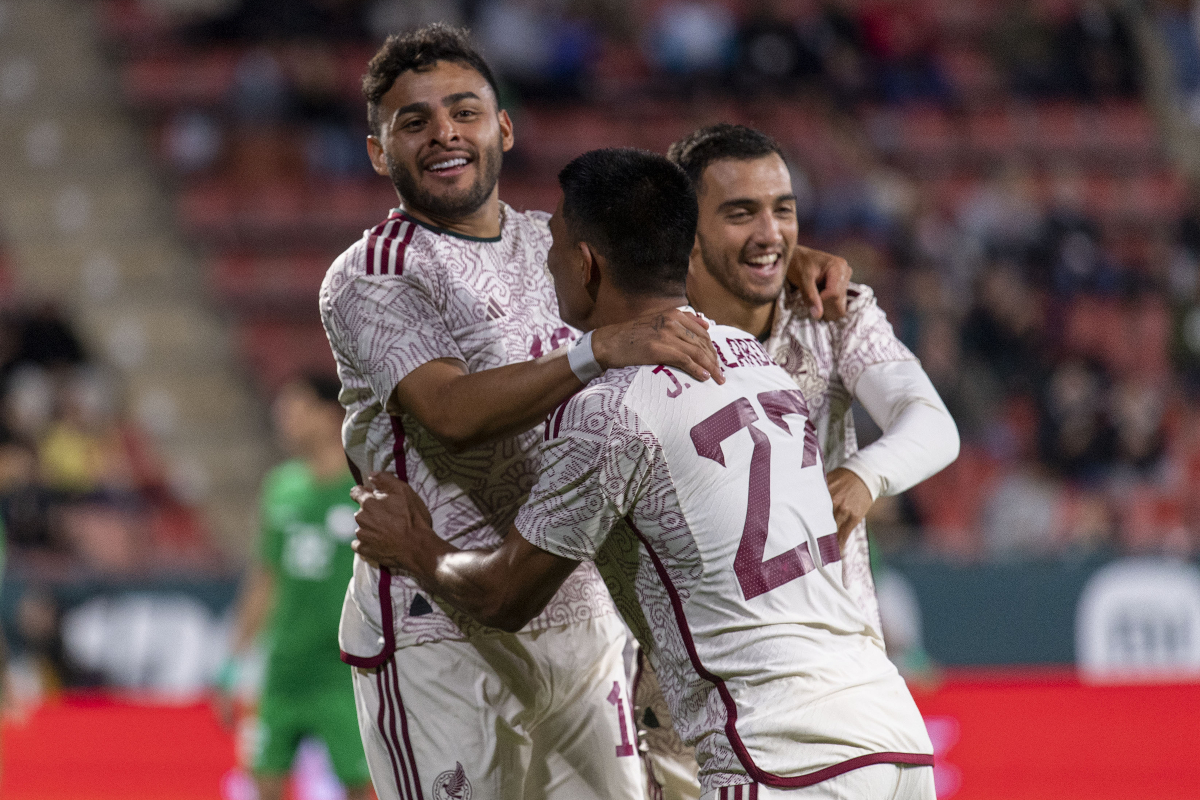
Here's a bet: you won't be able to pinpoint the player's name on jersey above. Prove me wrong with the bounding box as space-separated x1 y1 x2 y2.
713 336 774 371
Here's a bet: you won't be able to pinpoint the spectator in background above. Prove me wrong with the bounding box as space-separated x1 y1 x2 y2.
855 0 949 103
647 0 737 92
476 0 600 100
732 0 824 95
1154 0 1200 123
1056 0 1140 101
988 0 1063 98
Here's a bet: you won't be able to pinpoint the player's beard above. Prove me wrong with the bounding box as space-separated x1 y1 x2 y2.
697 234 788 307
385 140 503 221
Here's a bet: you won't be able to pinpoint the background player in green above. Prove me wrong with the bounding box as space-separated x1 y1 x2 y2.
218 374 372 800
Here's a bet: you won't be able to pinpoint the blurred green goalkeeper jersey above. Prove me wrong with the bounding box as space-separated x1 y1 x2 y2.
259 460 358 696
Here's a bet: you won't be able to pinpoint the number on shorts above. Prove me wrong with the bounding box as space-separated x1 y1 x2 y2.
606 681 636 757
689 391 832 601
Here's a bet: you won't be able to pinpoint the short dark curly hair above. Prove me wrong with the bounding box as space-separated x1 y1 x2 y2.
667 123 787 189
362 24 500 135
558 148 697 297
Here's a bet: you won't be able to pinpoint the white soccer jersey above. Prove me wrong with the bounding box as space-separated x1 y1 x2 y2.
320 204 615 664
762 283 918 633
516 316 933 793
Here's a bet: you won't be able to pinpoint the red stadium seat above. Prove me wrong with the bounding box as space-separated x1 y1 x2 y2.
237 320 338 394
122 50 241 108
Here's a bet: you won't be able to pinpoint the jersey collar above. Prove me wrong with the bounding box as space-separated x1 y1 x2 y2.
390 205 505 243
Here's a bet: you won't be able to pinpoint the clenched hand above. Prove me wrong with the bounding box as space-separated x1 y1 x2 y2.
350 471 436 573
826 467 874 548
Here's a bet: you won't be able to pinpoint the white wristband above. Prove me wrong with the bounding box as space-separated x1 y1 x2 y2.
567 331 603 384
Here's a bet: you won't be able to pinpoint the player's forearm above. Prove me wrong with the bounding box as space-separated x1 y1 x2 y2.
842 361 960 499
408 539 541 633
404 350 581 451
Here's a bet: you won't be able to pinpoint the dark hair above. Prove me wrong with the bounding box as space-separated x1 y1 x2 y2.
667 123 787 188
558 148 697 296
296 373 343 407
362 24 500 135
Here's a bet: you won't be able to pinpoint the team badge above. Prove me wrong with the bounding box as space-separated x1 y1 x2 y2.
432 762 471 800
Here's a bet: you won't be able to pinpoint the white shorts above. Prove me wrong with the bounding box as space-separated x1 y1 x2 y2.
352 613 643 800
699 765 936 800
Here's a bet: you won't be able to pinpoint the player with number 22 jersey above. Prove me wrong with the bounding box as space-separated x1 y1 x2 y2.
517 315 933 795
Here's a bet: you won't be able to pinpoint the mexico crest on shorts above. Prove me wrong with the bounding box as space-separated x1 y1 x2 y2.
432 762 471 800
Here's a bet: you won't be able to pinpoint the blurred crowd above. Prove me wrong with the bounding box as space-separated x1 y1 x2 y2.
0 299 211 579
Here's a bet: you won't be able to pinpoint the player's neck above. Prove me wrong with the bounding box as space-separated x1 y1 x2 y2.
306 441 350 484
585 292 689 331
686 265 775 339
401 190 502 240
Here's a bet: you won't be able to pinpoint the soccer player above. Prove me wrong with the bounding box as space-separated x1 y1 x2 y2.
352 148 937 799
628 126 962 798
674 124 960 631
219 375 371 800
320 25 848 800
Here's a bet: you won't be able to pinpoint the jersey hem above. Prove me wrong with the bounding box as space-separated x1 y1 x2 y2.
626 517 933 789
340 566 396 669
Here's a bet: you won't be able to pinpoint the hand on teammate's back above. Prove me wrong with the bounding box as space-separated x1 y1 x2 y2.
351 472 435 572
790 245 851 322
826 467 874 548
591 307 725 384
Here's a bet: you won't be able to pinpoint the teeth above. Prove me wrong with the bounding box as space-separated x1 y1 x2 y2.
429 157 468 171
747 255 778 266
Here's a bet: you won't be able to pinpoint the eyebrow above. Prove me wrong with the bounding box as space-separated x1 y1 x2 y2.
717 193 797 211
393 91 484 119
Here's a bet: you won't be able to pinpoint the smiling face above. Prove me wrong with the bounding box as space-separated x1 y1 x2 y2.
367 60 513 223
694 154 797 307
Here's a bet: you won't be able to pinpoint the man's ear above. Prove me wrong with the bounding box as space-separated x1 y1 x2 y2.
687 235 704 275
367 135 390 178
498 109 515 153
578 241 602 302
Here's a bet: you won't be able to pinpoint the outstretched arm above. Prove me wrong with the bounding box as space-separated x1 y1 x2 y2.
394 308 723 451
351 472 579 632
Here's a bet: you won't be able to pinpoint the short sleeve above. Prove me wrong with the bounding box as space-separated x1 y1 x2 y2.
515 386 653 562
331 266 465 405
833 284 918 395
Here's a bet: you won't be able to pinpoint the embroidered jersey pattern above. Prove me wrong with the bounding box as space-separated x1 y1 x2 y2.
516 321 933 792
320 204 616 658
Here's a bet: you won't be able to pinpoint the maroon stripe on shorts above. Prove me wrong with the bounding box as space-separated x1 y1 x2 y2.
376 662 410 799
385 659 419 800
389 655 426 799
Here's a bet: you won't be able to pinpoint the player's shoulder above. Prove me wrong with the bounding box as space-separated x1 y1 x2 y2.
843 281 879 315
503 204 553 249
509 204 551 230
323 210 447 302
545 368 639 442
710 322 778 370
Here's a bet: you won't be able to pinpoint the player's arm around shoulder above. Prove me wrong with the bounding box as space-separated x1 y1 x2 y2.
391 307 721 453
351 471 579 633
